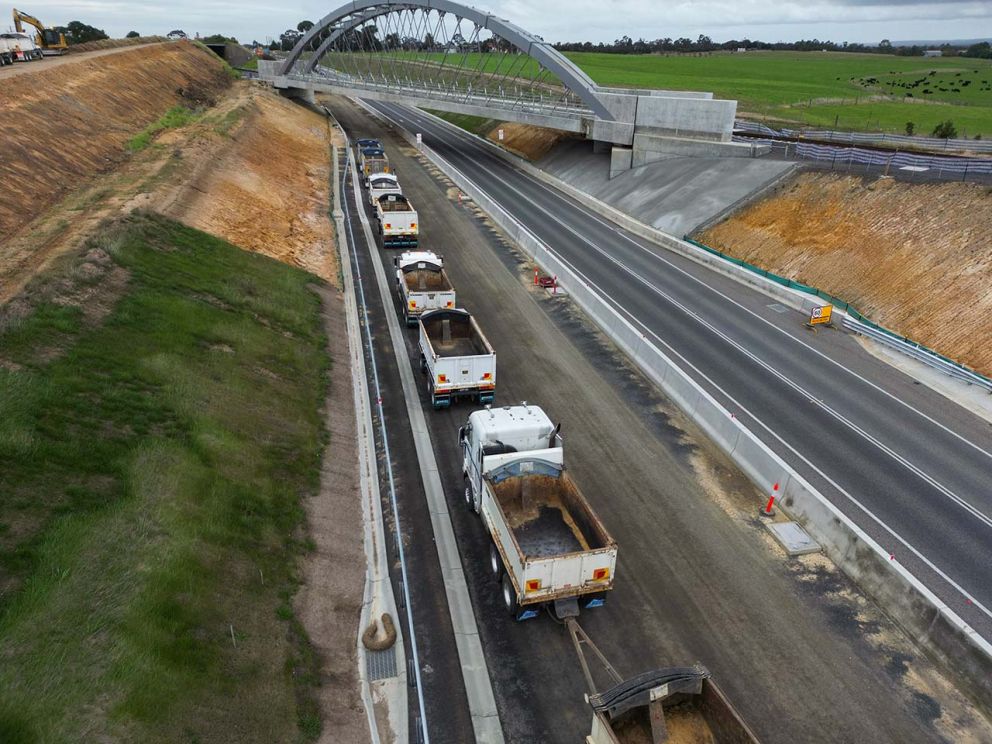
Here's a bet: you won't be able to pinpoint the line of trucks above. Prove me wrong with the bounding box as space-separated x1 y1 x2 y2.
354 134 759 743
356 136 618 623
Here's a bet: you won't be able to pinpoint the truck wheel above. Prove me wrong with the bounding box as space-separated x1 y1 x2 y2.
501 574 518 616
489 542 503 581
464 483 474 512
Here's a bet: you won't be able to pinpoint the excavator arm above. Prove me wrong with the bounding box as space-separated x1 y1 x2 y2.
12 8 67 52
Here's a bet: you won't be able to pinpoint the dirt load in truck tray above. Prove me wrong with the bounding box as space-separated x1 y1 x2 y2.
432 337 486 357
404 269 450 291
495 474 600 556
610 702 716 744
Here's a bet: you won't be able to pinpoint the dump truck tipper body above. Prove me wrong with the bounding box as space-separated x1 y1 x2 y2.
395 251 455 326
359 147 390 186
459 405 617 620
375 193 419 249
419 308 495 408
369 172 403 206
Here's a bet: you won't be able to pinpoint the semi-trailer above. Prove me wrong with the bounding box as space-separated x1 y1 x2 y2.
419 308 494 408
459 404 617 620
395 251 455 326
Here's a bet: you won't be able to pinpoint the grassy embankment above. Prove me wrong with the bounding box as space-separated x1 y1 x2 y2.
407 50 992 135
0 213 328 743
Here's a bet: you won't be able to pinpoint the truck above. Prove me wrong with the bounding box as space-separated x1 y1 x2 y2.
458 404 618 621
359 146 390 186
419 308 494 408
395 251 455 326
368 172 403 206
375 193 418 249
0 32 42 61
0 36 13 65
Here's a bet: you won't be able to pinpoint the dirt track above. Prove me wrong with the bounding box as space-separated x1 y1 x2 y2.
0 41 169 80
699 172 992 375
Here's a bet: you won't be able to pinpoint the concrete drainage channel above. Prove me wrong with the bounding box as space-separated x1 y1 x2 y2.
331 112 506 742
358 100 992 715
332 143 409 744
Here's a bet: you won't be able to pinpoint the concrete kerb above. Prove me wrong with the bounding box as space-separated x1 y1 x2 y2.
342 136 505 744
371 106 992 715
333 142 409 744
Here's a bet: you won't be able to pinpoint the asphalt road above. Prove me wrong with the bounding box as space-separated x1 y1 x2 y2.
368 101 992 645
328 96 990 743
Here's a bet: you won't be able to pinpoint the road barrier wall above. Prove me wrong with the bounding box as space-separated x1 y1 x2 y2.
367 102 992 714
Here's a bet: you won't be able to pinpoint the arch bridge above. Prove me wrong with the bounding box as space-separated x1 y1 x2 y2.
265 0 749 169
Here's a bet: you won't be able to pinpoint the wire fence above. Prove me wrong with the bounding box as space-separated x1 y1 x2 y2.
735 136 992 183
735 120 992 154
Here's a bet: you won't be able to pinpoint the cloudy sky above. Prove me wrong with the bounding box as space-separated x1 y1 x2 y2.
11 1 992 45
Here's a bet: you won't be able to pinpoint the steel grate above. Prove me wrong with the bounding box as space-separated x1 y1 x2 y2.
366 647 398 682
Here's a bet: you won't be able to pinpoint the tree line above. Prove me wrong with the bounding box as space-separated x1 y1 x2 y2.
552 35 992 58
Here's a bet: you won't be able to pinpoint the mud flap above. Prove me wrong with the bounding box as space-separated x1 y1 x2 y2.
554 597 580 620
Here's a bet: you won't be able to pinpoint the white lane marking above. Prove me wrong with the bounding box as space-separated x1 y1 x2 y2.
394 104 992 466
387 105 992 529
377 103 992 623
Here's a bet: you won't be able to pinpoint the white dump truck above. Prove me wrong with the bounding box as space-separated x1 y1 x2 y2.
1 32 42 61
419 308 495 409
395 251 455 326
368 172 403 206
375 193 419 249
459 404 618 621
359 146 390 186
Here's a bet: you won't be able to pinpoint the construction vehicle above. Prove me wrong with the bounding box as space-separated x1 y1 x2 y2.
569 620 760 744
395 251 455 326
359 146 390 186
0 34 15 64
12 8 67 56
419 308 494 408
368 172 403 206
0 31 41 60
459 404 617 619
374 193 419 248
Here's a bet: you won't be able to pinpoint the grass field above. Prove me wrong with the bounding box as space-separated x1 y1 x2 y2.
0 213 328 743
567 50 992 136
399 49 992 135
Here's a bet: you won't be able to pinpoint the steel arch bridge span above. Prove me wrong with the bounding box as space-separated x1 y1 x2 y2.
279 0 615 121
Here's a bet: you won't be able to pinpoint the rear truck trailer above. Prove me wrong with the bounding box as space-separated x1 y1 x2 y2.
355 138 382 150
369 172 403 206
419 308 495 409
395 251 455 326
375 193 419 249
359 147 390 186
459 404 618 620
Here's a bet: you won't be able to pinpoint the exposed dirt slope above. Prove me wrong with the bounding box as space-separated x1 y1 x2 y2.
485 120 576 160
161 90 340 283
0 40 230 239
699 172 992 375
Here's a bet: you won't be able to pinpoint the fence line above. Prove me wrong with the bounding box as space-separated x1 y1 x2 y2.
735 120 992 153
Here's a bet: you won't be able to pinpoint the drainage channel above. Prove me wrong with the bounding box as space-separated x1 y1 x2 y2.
339 146 432 744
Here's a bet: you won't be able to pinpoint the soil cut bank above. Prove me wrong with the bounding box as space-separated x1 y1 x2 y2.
699 172 992 375
0 40 231 242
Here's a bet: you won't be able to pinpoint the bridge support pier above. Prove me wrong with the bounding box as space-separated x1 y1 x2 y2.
277 85 316 105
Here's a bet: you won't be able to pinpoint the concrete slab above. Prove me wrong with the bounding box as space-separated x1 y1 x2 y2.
538 140 793 236
766 521 821 556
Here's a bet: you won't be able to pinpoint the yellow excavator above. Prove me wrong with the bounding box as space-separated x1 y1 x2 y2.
12 8 67 55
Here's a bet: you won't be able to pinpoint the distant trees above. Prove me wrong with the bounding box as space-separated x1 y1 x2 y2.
297 20 314 33
552 36 971 57
279 28 301 51
52 21 109 45
963 41 992 59
126 31 140 39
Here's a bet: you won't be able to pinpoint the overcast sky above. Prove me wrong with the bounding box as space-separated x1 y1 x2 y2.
10 1 992 45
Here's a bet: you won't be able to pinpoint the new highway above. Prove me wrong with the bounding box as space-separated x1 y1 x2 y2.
370 101 992 642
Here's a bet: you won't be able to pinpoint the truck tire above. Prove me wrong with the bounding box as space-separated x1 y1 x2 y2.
464 482 474 512
489 542 503 582
501 574 518 616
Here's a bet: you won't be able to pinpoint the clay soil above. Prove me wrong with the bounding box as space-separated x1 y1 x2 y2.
486 121 577 160
699 172 992 375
